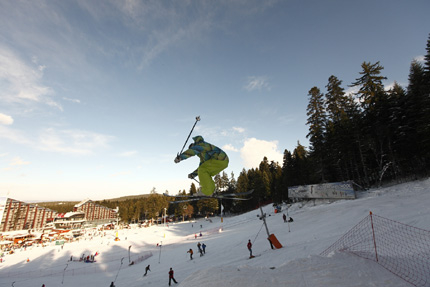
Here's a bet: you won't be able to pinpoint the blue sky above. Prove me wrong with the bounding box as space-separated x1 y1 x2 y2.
0 0 429 201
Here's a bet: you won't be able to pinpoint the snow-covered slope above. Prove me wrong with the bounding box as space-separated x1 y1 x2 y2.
2 178 430 287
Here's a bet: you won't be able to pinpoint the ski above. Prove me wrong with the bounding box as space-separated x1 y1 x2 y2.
164 189 254 198
169 195 251 203
248 254 261 259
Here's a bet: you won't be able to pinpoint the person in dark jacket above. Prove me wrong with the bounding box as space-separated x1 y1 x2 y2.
168 267 178 285
187 248 193 260
197 242 203 256
144 264 151 276
247 239 253 258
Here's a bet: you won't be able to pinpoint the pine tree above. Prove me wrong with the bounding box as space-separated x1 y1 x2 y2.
424 33 430 92
406 59 428 172
291 142 310 185
350 61 389 185
325 75 350 181
281 149 292 200
385 82 407 180
350 61 387 112
419 34 430 160
269 160 283 203
306 87 327 182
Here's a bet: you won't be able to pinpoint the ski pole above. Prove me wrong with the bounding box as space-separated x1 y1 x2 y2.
178 116 200 156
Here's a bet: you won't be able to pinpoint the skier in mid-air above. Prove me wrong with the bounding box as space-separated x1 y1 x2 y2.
174 135 229 196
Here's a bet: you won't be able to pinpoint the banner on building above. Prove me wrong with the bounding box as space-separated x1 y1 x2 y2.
288 181 356 200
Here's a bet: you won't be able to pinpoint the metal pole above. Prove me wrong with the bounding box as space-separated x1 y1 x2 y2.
128 246 132 264
114 257 124 283
369 212 379 262
158 241 162 263
259 206 270 238
62 263 68 284
178 116 200 156
259 205 274 249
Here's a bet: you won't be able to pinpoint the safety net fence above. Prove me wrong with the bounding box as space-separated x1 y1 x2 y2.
321 212 430 287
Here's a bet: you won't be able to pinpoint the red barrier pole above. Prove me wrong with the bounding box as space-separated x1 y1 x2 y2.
369 211 379 262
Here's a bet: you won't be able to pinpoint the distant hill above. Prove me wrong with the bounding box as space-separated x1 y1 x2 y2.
36 193 153 212
99 193 152 202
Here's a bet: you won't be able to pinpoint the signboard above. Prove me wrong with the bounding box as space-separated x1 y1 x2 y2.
288 181 356 200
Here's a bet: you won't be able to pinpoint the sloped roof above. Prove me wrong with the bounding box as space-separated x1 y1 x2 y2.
74 198 92 208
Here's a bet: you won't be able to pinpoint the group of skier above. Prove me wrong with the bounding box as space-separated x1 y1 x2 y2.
187 242 207 260
139 264 177 286
283 213 293 223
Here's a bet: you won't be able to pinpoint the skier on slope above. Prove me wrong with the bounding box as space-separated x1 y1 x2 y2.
187 248 194 260
247 239 253 258
197 242 203 257
168 267 178 285
174 135 229 196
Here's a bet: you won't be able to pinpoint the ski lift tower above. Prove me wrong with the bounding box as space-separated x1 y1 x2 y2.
259 206 283 249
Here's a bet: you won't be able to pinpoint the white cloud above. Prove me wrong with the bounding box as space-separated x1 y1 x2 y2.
223 144 238 152
0 125 114 155
233 127 245 133
2 156 30 172
344 86 359 96
0 113 13 125
240 138 283 169
63 97 81 104
38 128 114 155
0 126 32 145
10 157 30 166
384 81 407 91
0 45 61 111
244 76 271 92
414 55 425 62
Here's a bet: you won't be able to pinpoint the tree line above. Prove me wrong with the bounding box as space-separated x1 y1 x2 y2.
304 34 430 188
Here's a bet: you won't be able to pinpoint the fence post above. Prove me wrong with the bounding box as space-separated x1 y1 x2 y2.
369 211 379 262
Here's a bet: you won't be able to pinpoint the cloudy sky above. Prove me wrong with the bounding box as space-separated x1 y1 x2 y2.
0 0 429 201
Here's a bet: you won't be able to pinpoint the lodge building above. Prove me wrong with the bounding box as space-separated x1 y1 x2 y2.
0 197 56 232
0 197 118 232
73 199 118 223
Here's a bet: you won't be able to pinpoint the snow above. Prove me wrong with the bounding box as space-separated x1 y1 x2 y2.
2 179 430 287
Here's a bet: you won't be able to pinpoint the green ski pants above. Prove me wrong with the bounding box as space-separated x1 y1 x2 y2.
198 159 229 195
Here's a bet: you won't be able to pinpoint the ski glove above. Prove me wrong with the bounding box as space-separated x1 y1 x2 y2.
174 156 181 163
188 173 195 179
